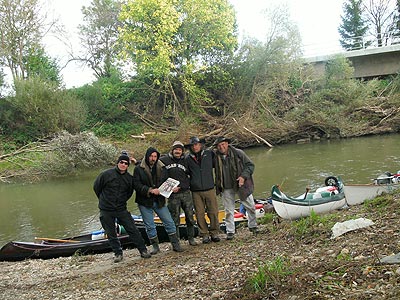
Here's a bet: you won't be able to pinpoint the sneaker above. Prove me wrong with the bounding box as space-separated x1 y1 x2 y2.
202 236 211 244
188 238 197 246
140 251 151 259
211 236 221 242
226 233 235 240
113 254 123 263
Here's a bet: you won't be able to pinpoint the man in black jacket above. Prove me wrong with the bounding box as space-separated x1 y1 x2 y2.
160 141 197 246
93 153 151 263
133 147 183 254
185 137 220 244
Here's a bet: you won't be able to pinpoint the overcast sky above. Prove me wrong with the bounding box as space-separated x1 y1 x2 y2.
47 0 345 88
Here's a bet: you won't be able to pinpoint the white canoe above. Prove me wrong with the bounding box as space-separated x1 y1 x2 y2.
271 177 347 220
344 183 400 206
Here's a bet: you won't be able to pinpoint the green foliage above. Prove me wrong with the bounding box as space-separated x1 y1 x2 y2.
248 256 293 293
92 121 142 140
338 0 370 50
78 0 122 78
227 5 303 116
363 194 393 212
325 55 354 83
292 210 337 238
72 76 138 125
24 47 62 84
3 77 86 141
336 251 352 262
118 0 237 116
258 213 275 225
0 0 51 82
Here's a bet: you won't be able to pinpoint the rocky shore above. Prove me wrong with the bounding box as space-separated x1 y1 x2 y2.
1 192 400 300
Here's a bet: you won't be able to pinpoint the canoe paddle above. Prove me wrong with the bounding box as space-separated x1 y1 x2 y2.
35 237 80 243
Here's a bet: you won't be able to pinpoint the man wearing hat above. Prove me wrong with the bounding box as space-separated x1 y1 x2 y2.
160 141 197 246
185 136 221 244
93 152 151 263
214 137 258 240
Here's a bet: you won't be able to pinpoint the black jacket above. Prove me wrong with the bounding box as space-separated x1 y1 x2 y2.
159 153 190 192
133 147 166 208
185 149 215 192
93 167 134 212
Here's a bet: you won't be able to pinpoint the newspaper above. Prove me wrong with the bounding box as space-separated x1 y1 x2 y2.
159 177 180 198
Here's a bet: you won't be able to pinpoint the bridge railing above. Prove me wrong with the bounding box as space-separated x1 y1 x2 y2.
301 31 400 58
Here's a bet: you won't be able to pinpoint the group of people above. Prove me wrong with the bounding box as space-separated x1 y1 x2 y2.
93 136 258 263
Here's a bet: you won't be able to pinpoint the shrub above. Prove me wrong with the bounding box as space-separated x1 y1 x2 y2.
4 78 86 141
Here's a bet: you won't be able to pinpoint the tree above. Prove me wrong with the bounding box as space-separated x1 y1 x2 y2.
0 0 54 82
386 0 400 42
363 0 397 46
78 0 123 79
118 0 237 118
4 77 86 140
338 0 370 50
25 47 62 85
228 5 303 117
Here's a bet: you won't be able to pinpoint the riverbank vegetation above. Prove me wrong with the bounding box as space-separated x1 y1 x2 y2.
1 1 400 182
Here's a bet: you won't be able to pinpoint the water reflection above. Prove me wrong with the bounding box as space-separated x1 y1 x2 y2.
249 134 400 197
0 134 399 246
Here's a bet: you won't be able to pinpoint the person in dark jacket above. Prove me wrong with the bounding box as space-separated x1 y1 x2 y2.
93 153 151 263
160 141 197 246
214 137 258 240
133 147 183 254
185 137 220 244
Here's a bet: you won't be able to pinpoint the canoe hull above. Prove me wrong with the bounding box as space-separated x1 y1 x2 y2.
271 177 346 220
344 183 400 205
272 197 347 220
0 222 174 262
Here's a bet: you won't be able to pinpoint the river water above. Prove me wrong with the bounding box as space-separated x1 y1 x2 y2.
1 134 399 246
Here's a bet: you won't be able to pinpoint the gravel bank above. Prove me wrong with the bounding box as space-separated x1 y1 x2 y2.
1 194 400 300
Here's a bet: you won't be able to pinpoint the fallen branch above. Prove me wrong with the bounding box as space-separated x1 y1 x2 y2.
131 134 146 139
0 142 54 161
233 118 273 148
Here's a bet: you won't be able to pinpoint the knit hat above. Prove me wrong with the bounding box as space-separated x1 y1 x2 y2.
172 140 184 150
117 154 130 165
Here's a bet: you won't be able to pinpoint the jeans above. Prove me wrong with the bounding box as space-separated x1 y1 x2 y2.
138 202 176 239
222 189 257 234
99 209 147 255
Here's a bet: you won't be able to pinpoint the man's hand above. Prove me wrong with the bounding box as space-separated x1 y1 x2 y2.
237 176 245 187
172 186 180 193
150 188 160 195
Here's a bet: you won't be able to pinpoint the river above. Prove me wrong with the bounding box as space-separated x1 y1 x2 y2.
0 134 399 246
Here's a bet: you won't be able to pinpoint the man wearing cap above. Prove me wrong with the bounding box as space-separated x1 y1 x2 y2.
214 137 258 240
93 152 151 263
185 136 221 244
160 141 197 246
133 147 183 254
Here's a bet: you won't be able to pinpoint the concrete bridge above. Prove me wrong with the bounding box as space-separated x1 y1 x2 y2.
304 44 400 78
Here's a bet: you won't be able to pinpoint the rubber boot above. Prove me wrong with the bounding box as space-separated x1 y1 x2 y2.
139 248 151 259
149 237 160 255
175 226 180 239
187 225 197 246
168 233 183 252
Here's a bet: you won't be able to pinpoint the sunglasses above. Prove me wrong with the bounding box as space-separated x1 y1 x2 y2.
118 161 129 165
